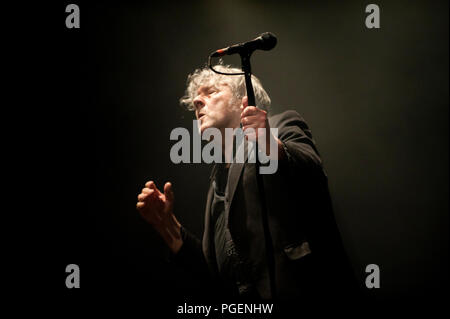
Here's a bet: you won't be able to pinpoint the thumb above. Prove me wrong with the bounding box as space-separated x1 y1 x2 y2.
164 182 174 213
241 96 248 110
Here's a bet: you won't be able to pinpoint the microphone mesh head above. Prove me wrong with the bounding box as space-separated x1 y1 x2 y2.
260 32 277 50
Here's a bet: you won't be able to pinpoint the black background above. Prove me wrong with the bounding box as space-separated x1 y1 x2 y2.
13 0 448 316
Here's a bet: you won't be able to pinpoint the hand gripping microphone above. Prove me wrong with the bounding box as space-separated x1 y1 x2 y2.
210 32 277 58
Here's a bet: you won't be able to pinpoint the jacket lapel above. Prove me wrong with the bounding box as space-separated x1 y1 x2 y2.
202 165 218 273
202 139 253 268
225 139 252 223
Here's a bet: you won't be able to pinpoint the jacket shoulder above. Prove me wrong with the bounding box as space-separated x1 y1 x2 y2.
269 110 304 125
268 110 312 138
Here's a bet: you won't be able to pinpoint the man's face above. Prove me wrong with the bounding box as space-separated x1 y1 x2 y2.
192 83 241 134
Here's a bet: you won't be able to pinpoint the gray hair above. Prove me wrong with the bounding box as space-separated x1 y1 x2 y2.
179 64 271 112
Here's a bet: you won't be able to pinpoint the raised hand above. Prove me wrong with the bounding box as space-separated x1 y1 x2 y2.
240 96 282 158
136 181 183 253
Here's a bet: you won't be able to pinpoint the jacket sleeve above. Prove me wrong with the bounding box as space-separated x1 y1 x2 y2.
270 110 324 175
168 226 210 278
167 226 228 299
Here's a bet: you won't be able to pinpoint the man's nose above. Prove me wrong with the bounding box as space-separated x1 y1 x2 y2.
193 95 205 109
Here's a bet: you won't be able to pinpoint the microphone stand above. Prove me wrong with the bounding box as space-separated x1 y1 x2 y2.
209 50 277 299
240 50 276 300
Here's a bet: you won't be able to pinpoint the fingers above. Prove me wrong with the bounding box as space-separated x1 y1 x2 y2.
145 181 162 195
136 181 176 224
136 180 182 250
241 106 266 129
137 188 154 201
136 182 165 225
240 104 268 138
241 105 260 117
138 181 163 209
240 114 259 126
164 182 174 214
145 180 155 188
136 201 146 209
145 180 154 188
136 196 163 219
241 96 248 110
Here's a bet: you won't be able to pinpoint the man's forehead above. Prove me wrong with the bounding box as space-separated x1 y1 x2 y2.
196 82 226 94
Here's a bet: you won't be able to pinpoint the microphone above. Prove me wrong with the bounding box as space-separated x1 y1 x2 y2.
210 32 277 58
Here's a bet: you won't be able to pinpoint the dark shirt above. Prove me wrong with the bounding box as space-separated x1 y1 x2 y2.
210 163 230 279
210 162 260 298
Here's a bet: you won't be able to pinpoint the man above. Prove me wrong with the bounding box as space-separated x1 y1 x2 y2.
136 64 356 301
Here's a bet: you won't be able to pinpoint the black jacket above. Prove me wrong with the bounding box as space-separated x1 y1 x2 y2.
172 110 357 301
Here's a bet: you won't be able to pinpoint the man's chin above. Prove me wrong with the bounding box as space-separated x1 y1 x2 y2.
198 124 207 135
198 120 222 135
199 121 211 134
